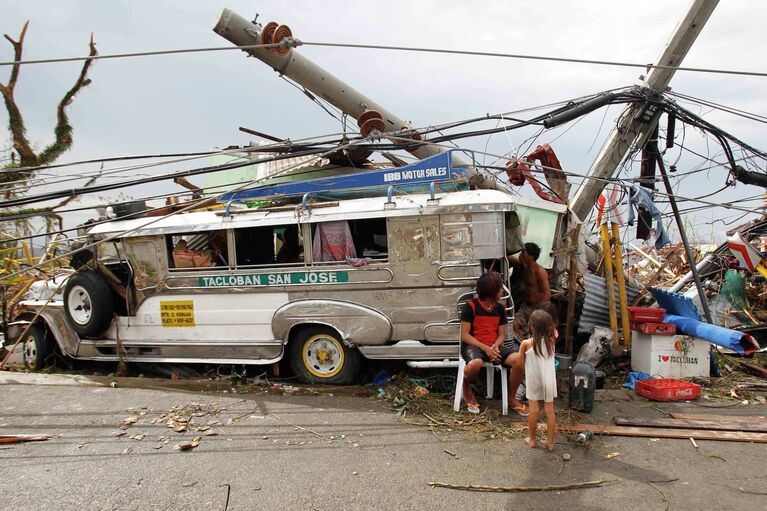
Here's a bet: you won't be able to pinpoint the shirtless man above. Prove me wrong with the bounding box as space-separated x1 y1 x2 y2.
504 242 551 415
509 242 551 337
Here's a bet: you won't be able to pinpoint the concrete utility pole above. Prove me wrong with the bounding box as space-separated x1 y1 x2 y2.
570 0 719 221
214 9 504 190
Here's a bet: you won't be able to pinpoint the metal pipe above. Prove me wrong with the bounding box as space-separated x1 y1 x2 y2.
406 360 459 368
668 254 715 294
651 142 714 324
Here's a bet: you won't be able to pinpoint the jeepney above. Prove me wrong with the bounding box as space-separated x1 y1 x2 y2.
10 189 565 383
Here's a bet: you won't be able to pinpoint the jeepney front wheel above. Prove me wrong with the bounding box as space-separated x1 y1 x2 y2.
22 323 54 371
290 326 361 384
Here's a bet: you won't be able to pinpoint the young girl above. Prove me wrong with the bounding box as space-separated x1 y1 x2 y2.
520 309 558 451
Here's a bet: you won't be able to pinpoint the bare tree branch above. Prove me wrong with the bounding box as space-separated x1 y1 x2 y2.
4 20 28 94
0 21 36 167
38 33 98 165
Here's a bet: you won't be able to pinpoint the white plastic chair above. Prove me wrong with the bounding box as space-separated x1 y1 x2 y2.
453 347 509 415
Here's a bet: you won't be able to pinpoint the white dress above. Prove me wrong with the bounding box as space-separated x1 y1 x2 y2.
524 344 557 402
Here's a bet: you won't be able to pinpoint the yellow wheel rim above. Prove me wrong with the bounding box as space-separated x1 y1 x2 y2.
302 333 345 379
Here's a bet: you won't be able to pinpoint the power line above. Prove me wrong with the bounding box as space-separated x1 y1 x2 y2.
0 140 363 282
0 41 286 67
1 38 765 78
300 41 767 78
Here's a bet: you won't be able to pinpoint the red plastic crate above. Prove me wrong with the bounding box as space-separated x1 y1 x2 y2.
627 306 666 323
630 321 676 335
635 378 701 401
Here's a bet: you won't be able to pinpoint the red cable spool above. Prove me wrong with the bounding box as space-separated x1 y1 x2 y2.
260 21 279 53
360 117 386 137
273 24 293 55
357 109 383 128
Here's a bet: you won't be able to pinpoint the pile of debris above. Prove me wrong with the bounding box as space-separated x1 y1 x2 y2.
117 402 224 452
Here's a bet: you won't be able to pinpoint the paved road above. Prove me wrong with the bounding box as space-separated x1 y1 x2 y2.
0 372 764 510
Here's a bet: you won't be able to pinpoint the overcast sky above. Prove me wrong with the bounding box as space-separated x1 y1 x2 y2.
1 0 765 247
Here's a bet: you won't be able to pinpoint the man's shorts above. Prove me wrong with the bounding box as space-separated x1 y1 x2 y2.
461 338 521 365
513 302 548 336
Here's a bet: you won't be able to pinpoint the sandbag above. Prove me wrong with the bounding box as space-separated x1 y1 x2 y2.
576 326 614 366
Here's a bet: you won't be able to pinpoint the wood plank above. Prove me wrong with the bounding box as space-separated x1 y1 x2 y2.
613 416 767 433
504 422 767 443
670 413 767 423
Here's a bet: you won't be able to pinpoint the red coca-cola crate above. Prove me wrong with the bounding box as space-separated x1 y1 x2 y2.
635 378 701 401
630 322 676 335
627 306 666 323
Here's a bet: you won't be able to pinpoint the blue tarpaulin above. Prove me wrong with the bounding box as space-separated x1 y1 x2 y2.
649 287 758 355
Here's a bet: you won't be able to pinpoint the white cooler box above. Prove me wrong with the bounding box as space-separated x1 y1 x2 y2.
631 333 710 378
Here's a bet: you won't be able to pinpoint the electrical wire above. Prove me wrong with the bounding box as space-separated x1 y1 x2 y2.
3 38 766 78
0 138 365 282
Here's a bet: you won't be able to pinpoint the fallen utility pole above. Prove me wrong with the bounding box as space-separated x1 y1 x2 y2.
570 0 719 221
650 139 714 324
213 9 500 191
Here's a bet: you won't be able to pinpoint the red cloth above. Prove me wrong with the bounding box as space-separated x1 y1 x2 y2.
312 221 357 262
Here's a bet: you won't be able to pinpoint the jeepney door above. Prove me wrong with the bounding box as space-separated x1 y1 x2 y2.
123 236 163 312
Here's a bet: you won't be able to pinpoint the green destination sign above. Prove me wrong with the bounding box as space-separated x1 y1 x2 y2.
198 271 349 288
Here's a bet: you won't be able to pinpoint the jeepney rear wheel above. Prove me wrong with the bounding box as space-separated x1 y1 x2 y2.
290 326 361 384
63 271 114 337
22 323 53 371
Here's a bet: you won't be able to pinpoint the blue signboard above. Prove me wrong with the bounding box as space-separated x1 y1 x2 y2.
218 151 465 203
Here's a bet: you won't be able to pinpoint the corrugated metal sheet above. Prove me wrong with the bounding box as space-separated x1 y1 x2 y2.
578 273 640 334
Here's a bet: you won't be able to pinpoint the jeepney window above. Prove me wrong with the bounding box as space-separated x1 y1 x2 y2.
310 219 387 264
97 240 122 262
234 224 304 267
167 230 228 270
440 213 473 261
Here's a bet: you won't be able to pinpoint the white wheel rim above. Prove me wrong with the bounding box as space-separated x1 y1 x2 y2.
67 284 93 325
23 335 38 369
303 335 344 378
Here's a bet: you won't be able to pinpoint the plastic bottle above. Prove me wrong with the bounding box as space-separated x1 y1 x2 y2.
576 430 594 443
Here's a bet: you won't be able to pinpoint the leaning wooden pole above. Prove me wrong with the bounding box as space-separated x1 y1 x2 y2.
565 224 581 356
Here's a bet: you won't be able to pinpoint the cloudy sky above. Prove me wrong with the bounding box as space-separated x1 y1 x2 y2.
1 0 765 246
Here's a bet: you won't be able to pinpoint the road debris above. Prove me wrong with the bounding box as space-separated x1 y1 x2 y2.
428 479 619 493
0 435 50 444
175 436 202 451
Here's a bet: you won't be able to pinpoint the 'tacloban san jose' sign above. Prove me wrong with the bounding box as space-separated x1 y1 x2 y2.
198 271 349 288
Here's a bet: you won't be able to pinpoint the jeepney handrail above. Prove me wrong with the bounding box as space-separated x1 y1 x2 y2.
437 262 481 282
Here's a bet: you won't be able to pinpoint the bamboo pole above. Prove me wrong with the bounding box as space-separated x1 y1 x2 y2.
600 224 619 339
612 223 631 348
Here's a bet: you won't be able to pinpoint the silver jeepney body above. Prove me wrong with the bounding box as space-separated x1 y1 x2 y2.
17 190 566 365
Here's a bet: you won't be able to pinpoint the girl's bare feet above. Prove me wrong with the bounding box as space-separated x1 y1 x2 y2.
545 442 555 452
525 436 537 448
